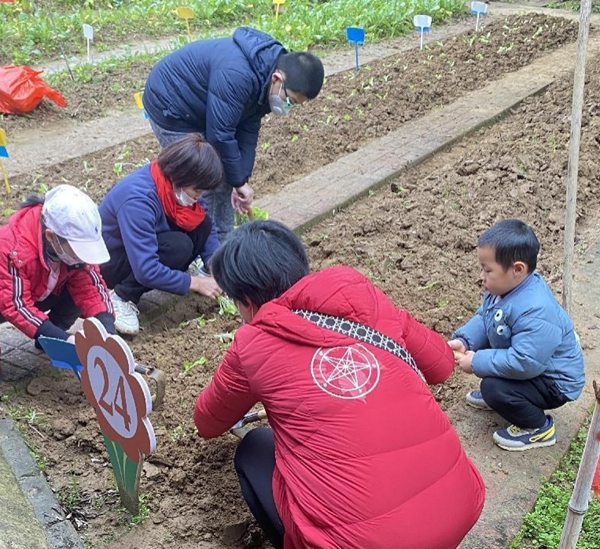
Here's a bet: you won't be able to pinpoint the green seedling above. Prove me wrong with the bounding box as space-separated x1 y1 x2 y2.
58 475 83 512
418 282 438 291
217 295 238 316
234 206 268 227
181 357 207 376
169 424 186 442
215 332 235 344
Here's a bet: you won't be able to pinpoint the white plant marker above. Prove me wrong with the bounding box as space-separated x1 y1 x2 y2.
413 15 432 50
470 1 488 32
83 23 94 63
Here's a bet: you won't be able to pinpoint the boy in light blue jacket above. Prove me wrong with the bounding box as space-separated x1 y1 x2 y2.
449 219 585 451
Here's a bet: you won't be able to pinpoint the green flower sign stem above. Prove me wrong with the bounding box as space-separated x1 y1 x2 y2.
76 318 157 515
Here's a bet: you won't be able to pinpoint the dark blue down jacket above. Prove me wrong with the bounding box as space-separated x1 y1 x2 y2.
143 27 285 188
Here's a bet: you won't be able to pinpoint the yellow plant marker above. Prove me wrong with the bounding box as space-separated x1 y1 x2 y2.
0 129 10 194
134 92 144 109
273 0 285 19
175 6 194 42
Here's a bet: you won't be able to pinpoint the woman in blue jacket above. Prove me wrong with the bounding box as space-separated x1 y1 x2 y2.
99 134 223 335
142 26 324 242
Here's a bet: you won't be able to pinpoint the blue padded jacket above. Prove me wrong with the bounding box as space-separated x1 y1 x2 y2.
99 164 219 296
142 27 285 188
453 273 585 400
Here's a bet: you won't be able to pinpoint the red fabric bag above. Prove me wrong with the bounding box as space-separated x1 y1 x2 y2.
0 65 66 115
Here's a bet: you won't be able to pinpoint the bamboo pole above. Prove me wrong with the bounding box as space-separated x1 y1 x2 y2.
558 381 600 549
562 0 593 315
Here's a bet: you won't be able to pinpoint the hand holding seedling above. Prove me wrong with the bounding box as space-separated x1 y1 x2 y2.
231 182 254 214
448 339 474 373
190 275 222 299
455 351 475 374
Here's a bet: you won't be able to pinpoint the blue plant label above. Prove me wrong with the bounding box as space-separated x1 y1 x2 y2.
38 336 83 377
471 1 488 15
0 146 8 158
413 14 432 33
346 27 365 45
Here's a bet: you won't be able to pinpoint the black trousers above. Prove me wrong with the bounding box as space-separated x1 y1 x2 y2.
480 375 570 429
0 288 80 346
101 219 212 304
0 288 80 330
234 428 284 549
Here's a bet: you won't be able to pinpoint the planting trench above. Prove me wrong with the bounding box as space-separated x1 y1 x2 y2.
1 12 600 549
0 13 580 221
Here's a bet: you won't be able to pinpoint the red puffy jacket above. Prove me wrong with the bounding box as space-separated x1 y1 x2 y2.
195 267 485 549
0 205 113 339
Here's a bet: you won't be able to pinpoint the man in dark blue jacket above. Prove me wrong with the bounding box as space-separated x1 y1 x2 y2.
142 26 324 242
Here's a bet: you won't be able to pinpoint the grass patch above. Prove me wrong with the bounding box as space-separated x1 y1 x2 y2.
1 0 466 66
547 0 600 13
510 412 600 549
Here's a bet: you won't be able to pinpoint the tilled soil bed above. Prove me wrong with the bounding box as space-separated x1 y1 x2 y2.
2 13 574 135
1 23 600 549
2 13 579 221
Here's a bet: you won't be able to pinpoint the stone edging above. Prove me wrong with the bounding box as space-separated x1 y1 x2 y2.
0 416 83 549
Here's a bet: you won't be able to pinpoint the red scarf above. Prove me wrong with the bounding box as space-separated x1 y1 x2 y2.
151 160 206 232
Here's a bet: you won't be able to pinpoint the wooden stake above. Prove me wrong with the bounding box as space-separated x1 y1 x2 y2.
559 381 600 549
562 0 593 315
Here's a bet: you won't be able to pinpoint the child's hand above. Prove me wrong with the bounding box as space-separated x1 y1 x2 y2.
456 351 475 374
448 339 467 354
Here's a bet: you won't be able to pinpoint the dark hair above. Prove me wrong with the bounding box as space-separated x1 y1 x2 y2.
277 52 324 99
19 194 44 210
157 133 224 191
478 219 539 272
211 220 309 307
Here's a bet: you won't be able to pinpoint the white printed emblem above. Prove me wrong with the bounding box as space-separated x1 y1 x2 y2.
311 344 380 399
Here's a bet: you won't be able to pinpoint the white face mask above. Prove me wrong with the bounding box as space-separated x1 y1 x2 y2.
52 237 81 266
269 76 293 117
174 188 197 207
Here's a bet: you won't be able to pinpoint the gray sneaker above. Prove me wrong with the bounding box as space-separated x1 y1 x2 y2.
465 390 492 410
187 258 210 277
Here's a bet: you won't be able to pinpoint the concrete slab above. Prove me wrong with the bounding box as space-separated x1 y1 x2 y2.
0 417 83 549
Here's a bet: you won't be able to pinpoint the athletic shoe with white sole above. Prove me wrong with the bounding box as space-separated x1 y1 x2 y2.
110 290 140 335
187 258 210 277
493 415 556 451
465 390 492 410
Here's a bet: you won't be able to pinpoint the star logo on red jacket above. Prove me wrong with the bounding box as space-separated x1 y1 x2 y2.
311 344 380 399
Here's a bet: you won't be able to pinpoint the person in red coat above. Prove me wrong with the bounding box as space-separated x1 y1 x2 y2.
194 220 485 549
0 185 115 352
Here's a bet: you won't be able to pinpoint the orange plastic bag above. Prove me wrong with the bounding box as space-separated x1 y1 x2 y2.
0 65 66 115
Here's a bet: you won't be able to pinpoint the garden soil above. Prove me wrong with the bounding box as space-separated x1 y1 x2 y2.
1 14 581 221
2 17 600 549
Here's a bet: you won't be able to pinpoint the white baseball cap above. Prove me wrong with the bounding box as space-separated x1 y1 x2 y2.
42 185 110 265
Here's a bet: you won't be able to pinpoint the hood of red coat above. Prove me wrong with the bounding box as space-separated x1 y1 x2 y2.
250 266 384 348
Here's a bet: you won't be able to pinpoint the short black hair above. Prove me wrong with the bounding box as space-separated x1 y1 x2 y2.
19 194 44 210
157 133 224 191
277 52 324 99
211 220 309 307
478 219 539 272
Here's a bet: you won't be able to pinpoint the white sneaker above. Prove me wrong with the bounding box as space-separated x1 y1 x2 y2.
110 290 140 335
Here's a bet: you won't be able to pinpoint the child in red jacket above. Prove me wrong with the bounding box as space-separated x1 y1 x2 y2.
195 220 485 549
0 185 115 353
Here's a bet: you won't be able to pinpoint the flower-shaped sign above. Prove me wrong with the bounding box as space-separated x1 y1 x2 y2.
76 318 156 461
